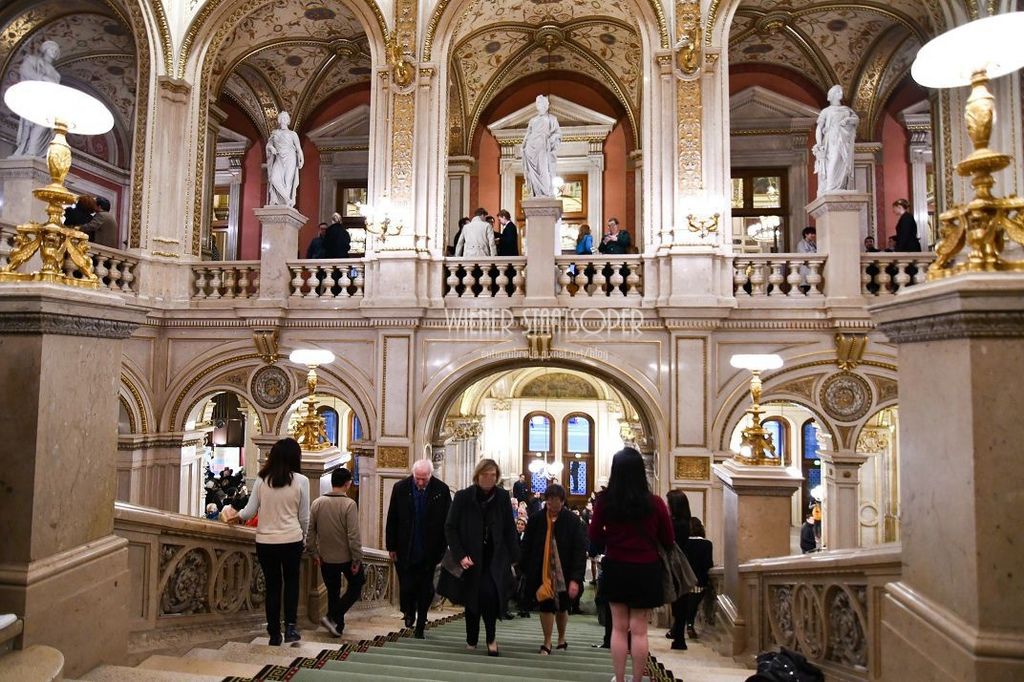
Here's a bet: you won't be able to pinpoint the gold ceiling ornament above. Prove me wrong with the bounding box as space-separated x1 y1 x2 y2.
754 11 792 37
253 329 280 364
834 333 867 371
534 25 565 52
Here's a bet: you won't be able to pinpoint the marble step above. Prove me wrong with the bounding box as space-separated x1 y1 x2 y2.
185 645 299 668
77 665 223 681
249 635 346 651
135 654 264 678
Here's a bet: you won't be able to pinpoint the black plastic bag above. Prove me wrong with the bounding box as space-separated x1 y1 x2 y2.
745 647 824 682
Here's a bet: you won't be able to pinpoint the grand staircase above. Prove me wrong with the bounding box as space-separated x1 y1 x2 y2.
72 609 752 682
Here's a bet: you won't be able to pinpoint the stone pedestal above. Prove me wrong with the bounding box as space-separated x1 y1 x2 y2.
819 449 868 550
871 274 1024 682
714 459 803 594
0 284 146 677
0 157 50 226
254 206 307 302
522 197 562 306
299 446 352 502
115 432 206 515
806 193 871 305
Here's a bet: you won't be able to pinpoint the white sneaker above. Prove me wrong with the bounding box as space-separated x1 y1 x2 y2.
609 676 633 682
320 616 341 637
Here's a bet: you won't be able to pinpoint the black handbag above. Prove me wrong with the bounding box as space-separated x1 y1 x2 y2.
434 548 466 605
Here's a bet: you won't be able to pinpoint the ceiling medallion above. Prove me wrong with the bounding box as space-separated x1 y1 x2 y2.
250 365 292 410
534 25 565 51
755 11 792 37
331 39 359 59
819 371 873 423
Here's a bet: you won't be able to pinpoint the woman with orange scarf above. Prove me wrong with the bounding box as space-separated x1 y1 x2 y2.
520 484 587 654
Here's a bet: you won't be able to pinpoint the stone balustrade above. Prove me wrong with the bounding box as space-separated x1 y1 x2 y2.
191 262 260 300
113 502 396 640
722 544 901 681
860 253 932 296
732 254 826 298
288 259 366 299
443 257 526 299
555 255 643 298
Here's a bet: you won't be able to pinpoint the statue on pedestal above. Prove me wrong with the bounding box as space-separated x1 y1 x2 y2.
521 95 561 198
9 41 61 159
813 85 859 195
266 110 303 207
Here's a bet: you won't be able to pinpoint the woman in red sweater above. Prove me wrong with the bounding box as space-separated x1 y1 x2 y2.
589 447 674 682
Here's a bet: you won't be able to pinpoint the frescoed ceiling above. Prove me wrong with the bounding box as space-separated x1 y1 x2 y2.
0 0 137 167
211 0 372 137
447 0 644 155
728 0 934 138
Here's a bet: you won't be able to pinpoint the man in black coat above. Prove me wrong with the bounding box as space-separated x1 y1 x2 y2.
323 212 351 259
385 459 451 637
512 473 529 505
496 209 519 256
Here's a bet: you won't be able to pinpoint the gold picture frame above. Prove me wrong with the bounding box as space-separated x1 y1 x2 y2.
515 174 587 222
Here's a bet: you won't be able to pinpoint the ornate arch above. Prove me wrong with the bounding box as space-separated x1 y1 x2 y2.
120 361 153 434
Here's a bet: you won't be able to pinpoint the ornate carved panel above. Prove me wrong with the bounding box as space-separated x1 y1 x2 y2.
674 456 710 481
378 445 410 469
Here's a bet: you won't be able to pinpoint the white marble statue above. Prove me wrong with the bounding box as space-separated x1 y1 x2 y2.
10 40 61 159
266 110 303 207
521 94 561 198
813 85 859 195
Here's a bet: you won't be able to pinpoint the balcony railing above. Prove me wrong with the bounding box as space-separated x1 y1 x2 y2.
732 254 826 298
288 259 366 299
191 262 260 300
861 253 932 296
443 257 526 299
555 255 643 298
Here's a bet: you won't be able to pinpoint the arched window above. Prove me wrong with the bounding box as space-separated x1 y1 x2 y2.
562 413 594 504
800 419 822 513
318 406 340 446
763 417 787 464
523 412 554 494
349 414 363 441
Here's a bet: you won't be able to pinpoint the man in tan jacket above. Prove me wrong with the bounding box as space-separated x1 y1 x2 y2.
307 467 363 636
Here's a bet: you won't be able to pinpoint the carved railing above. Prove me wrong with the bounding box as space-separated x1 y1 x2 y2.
113 502 395 639
735 545 901 681
732 254 826 298
860 253 932 296
443 257 526 299
555 255 643 298
191 262 260 300
288 259 366 299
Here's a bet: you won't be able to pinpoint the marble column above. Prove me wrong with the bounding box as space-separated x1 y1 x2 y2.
806 193 871 306
871 273 1024 681
819 449 868 550
0 285 146 677
713 458 802 655
115 432 206 516
350 443 378 550
254 206 307 302
521 197 562 307
0 158 50 226
299 446 351 502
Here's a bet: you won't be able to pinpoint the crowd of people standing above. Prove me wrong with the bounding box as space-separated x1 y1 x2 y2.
230 438 713 682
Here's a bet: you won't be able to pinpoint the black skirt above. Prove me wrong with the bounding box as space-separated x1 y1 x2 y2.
599 557 664 609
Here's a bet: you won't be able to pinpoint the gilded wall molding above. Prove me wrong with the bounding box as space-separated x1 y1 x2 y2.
378 445 410 469
674 455 711 481
121 371 151 433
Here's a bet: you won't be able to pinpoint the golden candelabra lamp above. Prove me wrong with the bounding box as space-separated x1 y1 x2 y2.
911 12 1024 278
730 354 784 466
288 349 336 452
0 81 114 286
356 197 403 242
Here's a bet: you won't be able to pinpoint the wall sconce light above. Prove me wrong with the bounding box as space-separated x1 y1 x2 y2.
0 81 114 286
356 196 404 241
911 12 1024 277
288 348 335 451
730 353 783 466
684 195 722 239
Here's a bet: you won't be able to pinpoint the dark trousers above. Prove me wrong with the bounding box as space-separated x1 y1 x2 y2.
670 596 688 641
465 571 499 646
684 588 706 627
321 560 365 627
256 541 303 634
398 561 436 628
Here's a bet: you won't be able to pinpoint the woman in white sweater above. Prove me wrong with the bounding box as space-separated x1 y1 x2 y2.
233 438 310 645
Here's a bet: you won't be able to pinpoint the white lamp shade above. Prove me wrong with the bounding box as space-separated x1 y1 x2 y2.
528 459 546 474
288 349 336 366
3 81 114 135
912 13 1024 88
730 353 783 371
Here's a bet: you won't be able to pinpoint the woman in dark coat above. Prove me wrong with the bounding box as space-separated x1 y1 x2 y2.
445 458 520 655
520 484 587 654
665 489 691 650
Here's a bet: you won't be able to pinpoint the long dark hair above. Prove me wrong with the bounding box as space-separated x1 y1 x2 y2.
666 489 691 522
258 437 301 488
602 447 651 522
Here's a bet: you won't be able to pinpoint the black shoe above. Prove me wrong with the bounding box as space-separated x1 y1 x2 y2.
284 624 301 643
665 630 676 639
671 639 688 650
414 627 425 639
403 613 415 628
517 611 531 618
268 632 283 646
487 643 500 657
687 626 698 639
502 612 514 619
592 641 610 649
